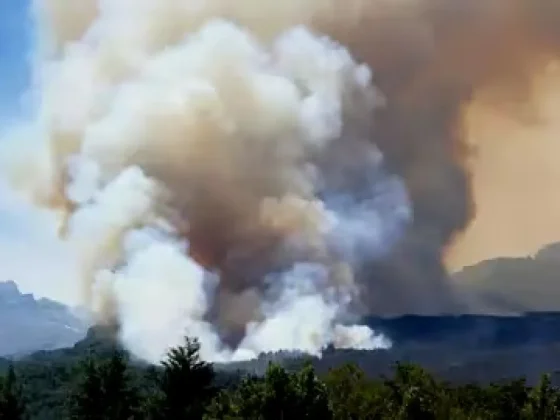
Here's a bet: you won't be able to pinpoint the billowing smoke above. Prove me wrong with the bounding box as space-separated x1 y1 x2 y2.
3 0 560 360
1 0 412 362
315 0 560 312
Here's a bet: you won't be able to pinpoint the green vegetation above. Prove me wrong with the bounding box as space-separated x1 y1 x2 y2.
1 332 560 419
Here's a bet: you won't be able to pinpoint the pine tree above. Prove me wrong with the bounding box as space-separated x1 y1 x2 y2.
67 357 104 420
100 351 139 420
0 365 26 420
68 352 139 420
150 337 216 420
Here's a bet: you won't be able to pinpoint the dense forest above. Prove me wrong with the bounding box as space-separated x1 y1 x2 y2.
0 325 560 419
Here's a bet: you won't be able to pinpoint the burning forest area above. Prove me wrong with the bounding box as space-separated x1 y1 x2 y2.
2 0 560 364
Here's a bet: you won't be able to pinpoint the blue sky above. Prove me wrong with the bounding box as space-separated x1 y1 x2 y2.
0 0 79 304
0 0 32 118
0 0 32 230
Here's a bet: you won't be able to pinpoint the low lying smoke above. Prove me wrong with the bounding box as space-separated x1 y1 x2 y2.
3 0 560 361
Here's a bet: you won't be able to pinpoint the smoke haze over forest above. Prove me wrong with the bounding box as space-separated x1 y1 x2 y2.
1 0 560 362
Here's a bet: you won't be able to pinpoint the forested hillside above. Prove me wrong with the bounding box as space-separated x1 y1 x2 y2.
223 313 560 387
6 244 560 418
0 315 560 418
1 326 560 419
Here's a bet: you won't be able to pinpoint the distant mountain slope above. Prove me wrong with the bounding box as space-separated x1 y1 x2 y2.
365 312 560 349
5 312 560 394
3 317 560 420
454 242 560 313
0 281 87 357
219 312 560 385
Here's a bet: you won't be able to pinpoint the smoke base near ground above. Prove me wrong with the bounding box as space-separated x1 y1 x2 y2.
2 0 560 361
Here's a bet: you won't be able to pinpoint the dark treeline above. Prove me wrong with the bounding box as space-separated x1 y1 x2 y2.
2 334 560 419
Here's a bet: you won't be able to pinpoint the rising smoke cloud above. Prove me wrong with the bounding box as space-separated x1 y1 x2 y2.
2 0 411 362
2 0 560 361
316 0 560 312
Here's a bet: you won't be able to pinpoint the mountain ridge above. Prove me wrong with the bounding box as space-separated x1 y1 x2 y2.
0 280 87 357
454 242 560 313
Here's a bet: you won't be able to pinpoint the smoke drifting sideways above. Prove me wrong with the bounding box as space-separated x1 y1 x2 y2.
3 0 560 361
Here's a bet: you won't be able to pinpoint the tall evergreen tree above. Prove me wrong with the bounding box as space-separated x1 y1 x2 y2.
99 351 139 420
150 337 216 420
0 365 26 420
67 351 139 420
67 357 105 420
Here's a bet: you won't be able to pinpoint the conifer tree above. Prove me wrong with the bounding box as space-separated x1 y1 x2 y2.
68 351 139 420
67 357 104 420
0 365 26 420
100 351 139 420
150 337 216 420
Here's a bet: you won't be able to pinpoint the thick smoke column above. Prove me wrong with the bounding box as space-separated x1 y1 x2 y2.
4 0 560 359
314 0 560 312
2 0 413 361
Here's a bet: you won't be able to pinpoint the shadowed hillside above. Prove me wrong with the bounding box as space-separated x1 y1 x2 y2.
4 325 560 419
218 312 560 386
455 242 560 313
0 281 87 357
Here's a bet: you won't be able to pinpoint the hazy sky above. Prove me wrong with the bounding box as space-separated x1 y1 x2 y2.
0 0 81 305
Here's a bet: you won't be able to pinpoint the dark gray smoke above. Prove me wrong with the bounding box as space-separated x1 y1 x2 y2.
314 0 560 314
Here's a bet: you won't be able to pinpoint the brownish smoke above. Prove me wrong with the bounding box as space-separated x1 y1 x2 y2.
309 0 560 313
37 0 560 322
167 0 560 319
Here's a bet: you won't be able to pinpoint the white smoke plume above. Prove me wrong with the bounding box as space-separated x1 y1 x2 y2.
0 0 412 362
